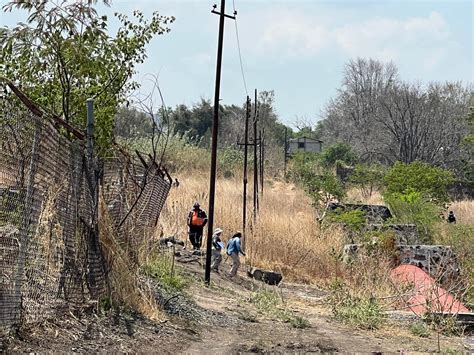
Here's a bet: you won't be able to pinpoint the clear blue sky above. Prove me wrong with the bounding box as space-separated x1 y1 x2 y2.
1 0 472 125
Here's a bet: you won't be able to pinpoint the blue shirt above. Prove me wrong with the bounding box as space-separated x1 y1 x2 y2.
226 237 242 255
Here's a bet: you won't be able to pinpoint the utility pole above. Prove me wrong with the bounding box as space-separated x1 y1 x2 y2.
284 126 288 175
260 129 264 196
253 89 258 221
242 96 250 236
205 0 235 285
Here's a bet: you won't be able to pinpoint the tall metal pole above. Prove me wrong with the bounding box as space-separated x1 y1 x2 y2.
260 129 264 196
259 130 263 195
284 126 288 175
253 89 258 221
205 0 227 285
242 96 250 236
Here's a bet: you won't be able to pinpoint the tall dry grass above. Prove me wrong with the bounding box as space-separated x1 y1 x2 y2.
160 174 347 284
99 198 164 320
345 187 385 205
448 200 474 224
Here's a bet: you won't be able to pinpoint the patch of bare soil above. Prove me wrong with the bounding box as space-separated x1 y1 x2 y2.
3 253 471 353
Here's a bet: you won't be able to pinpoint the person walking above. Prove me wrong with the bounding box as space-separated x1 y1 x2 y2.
226 232 245 278
211 228 224 273
187 202 208 249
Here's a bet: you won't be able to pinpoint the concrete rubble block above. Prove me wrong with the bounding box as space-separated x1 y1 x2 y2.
397 245 460 284
327 202 392 223
365 224 420 245
343 243 461 285
247 267 283 286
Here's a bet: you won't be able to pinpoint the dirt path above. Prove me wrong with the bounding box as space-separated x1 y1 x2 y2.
177 260 468 354
4 256 470 353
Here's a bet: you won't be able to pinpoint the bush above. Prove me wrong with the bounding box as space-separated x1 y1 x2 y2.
288 152 346 219
327 208 366 233
143 255 188 292
320 143 358 168
410 321 430 337
384 161 455 202
329 280 385 330
218 147 244 177
385 190 440 243
349 164 385 198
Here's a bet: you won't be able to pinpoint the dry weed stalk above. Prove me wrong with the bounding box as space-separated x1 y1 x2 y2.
99 197 164 320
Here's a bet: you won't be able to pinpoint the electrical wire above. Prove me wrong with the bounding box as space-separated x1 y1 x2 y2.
232 0 249 97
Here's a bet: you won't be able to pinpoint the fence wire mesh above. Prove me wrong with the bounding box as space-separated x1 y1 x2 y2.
102 151 171 261
0 84 171 332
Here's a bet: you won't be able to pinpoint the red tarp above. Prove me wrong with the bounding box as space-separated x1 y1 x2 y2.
391 264 470 315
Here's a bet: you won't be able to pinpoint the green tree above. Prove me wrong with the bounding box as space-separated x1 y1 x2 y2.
384 190 440 243
114 106 154 138
349 164 386 199
320 143 358 168
384 161 455 202
1 0 174 153
289 152 345 221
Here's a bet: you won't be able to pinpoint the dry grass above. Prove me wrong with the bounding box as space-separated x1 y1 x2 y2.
160 174 347 284
345 187 385 205
448 200 474 224
99 197 165 320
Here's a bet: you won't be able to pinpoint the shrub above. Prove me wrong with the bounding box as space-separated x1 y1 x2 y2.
385 190 440 243
349 164 385 199
384 161 455 202
410 321 430 337
327 208 366 233
288 152 346 220
143 255 188 292
320 143 358 168
329 280 385 330
287 315 310 329
218 147 244 178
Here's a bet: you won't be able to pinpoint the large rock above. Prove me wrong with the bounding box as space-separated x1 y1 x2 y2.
247 267 283 286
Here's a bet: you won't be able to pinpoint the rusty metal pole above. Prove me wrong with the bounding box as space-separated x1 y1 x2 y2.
205 0 227 285
261 130 265 196
242 96 250 236
259 130 263 196
253 89 258 222
284 126 288 175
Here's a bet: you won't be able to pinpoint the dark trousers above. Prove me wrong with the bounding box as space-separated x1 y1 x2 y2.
189 226 204 249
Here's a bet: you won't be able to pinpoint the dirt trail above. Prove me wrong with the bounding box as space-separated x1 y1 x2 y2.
4 256 471 353
177 260 468 354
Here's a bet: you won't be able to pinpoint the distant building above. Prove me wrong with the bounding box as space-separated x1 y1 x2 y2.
287 137 323 154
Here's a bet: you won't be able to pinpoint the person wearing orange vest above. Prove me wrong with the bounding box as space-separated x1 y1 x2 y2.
187 202 208 250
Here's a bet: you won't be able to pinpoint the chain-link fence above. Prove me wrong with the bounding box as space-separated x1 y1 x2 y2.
0 82 171 332
102 150 172 261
